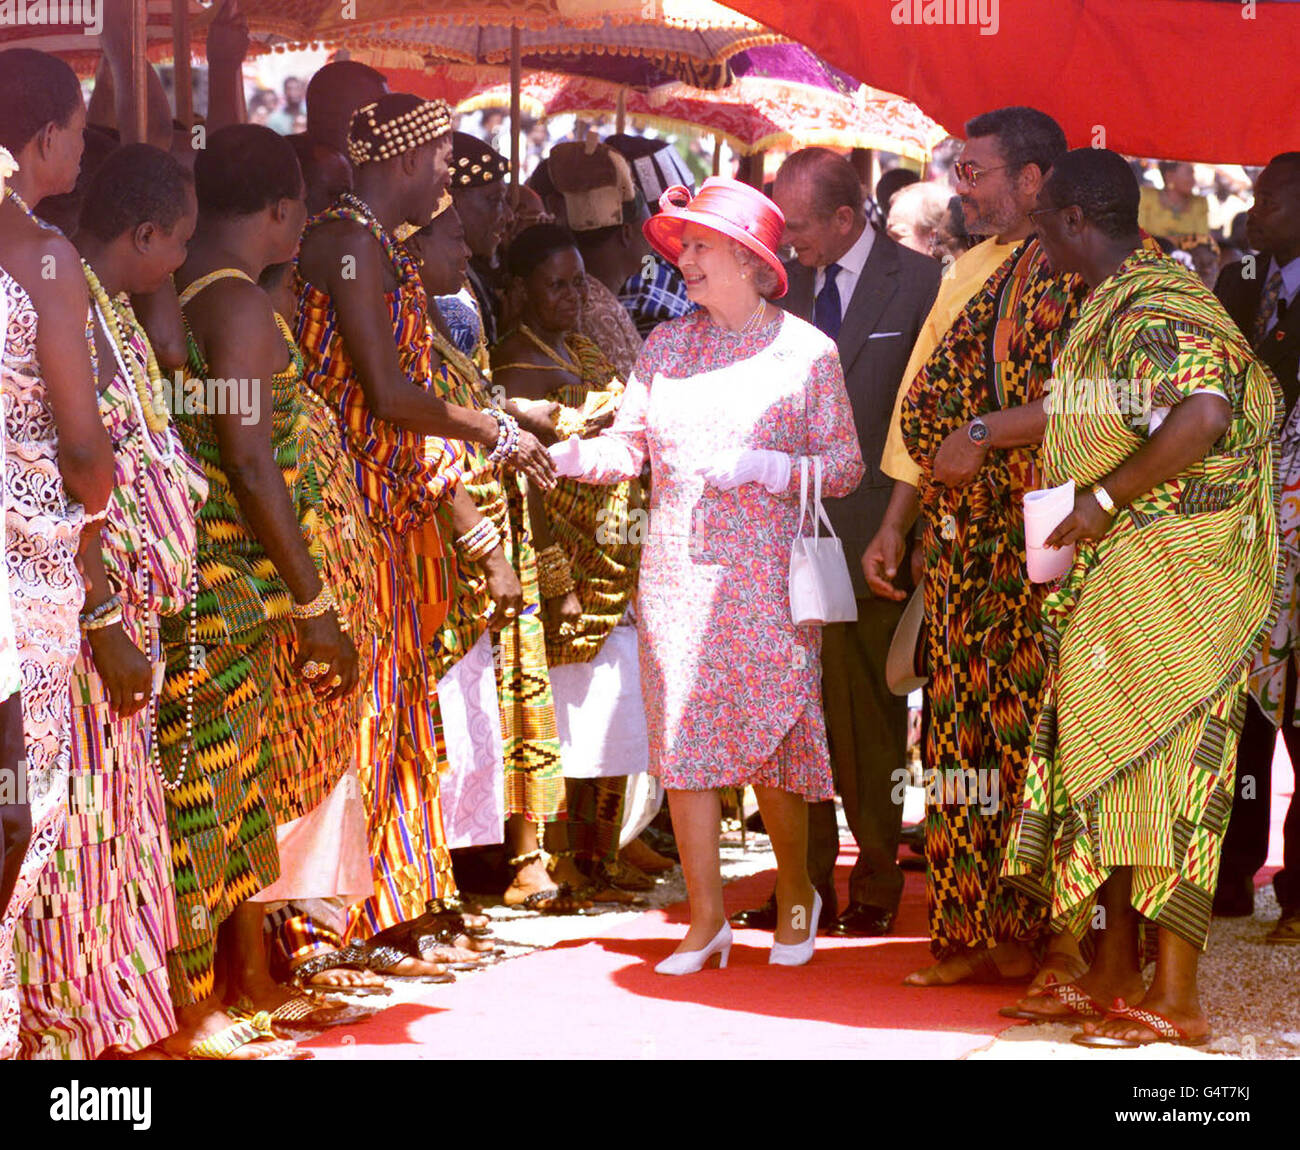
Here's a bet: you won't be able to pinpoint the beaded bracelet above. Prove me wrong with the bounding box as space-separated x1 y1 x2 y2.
486 407 521 464
81 603 124 632
536 544 576 599
290 584 338 620
80 594 122 628
457 520 502 564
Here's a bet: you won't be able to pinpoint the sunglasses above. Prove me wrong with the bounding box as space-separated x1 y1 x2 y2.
954 161 1009 186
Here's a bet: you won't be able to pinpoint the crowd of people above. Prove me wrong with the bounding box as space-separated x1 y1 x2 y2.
0 33 1297 1061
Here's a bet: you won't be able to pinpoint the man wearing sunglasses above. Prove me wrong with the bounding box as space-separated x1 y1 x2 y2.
863 106 1091 989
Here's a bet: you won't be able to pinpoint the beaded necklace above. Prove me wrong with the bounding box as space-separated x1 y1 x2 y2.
88 271 198 792
3 184 34 217
83 262 169 433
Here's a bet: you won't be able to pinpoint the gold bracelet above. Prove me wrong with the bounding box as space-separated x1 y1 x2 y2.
290 584 337 620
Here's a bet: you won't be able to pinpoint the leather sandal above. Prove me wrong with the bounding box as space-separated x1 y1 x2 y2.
998 975 1104 1021
289 948 394 997
1071 999 1210 1049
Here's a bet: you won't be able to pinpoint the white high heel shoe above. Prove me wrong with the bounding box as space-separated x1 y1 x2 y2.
769 890 821 967
654 923 733 975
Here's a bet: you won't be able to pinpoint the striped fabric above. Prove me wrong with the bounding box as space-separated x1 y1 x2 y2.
900 237 1090 960
159 272 311 1005
1002 248 1280 951
264 317 378 826
295 208 463 936
533 333 645 669
15 324 203 1058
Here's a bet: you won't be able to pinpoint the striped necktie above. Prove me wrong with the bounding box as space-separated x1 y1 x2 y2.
1253 266 1285 347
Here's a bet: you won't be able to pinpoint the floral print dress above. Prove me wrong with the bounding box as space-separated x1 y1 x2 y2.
578 309 863 799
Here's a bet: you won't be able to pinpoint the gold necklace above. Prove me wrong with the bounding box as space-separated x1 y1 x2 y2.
430 323 487 389
519 323 577 373
83 261 169 433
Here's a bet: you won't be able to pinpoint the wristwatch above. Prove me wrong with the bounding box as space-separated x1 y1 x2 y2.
967 417 990 445
1092 484 1118 515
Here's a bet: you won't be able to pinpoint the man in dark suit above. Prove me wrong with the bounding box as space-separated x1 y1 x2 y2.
732 148 940 936
1215 152 1300 944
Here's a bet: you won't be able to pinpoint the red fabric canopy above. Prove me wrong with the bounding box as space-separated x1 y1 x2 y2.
724 0 1300 164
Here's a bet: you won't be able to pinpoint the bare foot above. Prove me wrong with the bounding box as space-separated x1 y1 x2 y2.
294 964 387 993
1077 993 1209 1045
904 942 1035 987
1007 964 1145 1021
159 1005 300 1060
621 837 675 874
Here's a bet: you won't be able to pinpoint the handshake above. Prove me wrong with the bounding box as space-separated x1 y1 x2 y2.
549 439 791 493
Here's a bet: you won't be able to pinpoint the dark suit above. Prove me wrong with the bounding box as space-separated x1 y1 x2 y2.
780 229 941 913
1217 254 1300 913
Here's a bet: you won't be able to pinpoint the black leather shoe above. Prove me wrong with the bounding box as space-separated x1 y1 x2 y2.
827 903 896 937
730 885 837 931
730 895 778 930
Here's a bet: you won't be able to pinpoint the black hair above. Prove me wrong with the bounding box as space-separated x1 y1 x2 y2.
195 124 303 219
506 223 580 279
1042 147 1141 241
964 106 1067 178
875 167 919 214
77 143 194 243
0 49 84 155
1266 151 1300 186
305 60 387 150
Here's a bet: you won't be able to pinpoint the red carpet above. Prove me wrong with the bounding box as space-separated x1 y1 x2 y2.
301 854 1025 1061
301 754 1294 1059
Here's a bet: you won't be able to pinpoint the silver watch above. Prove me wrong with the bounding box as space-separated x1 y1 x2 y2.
967 417 990 445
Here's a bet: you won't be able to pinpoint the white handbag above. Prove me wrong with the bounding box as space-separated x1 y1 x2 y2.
788 456 858 626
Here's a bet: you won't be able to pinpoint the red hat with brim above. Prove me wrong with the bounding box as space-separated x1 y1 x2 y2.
642 177 788 299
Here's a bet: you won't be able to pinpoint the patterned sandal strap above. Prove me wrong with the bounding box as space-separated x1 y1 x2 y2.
1116 1004 1187 1041
1043 979 1103 1018
291 944 371 984
186 1013 277 1060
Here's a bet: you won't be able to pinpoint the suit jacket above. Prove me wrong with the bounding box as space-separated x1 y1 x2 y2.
1216 254 1300 414
780 230 941 597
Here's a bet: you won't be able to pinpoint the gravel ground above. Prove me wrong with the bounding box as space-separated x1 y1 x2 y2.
308 806 1300 1060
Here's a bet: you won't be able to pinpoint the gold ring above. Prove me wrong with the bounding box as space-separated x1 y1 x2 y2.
301 660 329 680
504 607 518 618
329 675 343 688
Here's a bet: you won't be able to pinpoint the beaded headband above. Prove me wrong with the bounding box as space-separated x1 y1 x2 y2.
451 131 508 188
394 190 454 243
348 99 452 167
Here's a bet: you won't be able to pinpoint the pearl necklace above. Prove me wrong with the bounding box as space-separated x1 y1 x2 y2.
739 297 769 333
93 284 197 792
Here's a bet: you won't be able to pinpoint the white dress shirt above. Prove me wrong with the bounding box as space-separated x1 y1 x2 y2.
814 222 876 320
1263 254 1300 335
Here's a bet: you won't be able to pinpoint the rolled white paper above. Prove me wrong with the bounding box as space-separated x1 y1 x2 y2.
1023 480 1076 583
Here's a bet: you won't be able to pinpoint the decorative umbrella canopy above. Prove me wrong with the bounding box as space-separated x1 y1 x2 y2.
724 0 1300 165
452 67 948 160
332 0 788 90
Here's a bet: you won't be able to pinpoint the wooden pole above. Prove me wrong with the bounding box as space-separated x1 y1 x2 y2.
509 25 522 193
128 0 149 144
712 135 722 177
173 0 192 128
615 87 626 135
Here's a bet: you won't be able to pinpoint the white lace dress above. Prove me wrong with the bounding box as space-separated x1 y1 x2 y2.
0 267 85 1059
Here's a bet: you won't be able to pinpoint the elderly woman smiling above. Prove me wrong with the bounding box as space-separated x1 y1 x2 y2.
550 177 864 974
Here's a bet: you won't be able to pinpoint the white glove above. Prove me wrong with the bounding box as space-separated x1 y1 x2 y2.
696 449 792 494
548 436 587 478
